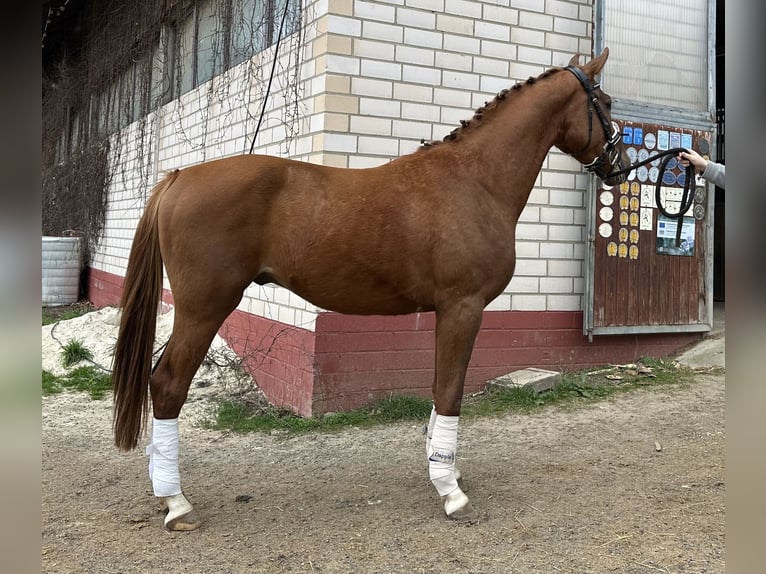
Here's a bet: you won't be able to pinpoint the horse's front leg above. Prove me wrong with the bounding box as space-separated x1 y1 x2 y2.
427 297 484 522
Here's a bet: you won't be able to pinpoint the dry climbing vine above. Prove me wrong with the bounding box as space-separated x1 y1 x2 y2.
42 0 305 265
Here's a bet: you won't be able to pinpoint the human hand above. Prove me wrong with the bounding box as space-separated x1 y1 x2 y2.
677 149 708 172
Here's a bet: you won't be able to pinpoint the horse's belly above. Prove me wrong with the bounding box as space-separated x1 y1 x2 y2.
261 263 428 316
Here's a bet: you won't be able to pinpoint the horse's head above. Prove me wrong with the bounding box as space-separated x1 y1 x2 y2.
558 48 630 186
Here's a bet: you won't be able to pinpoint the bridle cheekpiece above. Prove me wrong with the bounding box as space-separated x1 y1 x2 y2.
564 65 623 178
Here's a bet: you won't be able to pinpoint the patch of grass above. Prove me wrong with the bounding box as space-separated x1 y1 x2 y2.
42 302 95 325
205 357 696 436
463 357 696 419
60 339 94 368
42 371 62 395
205 394 433 435
42 366 112 400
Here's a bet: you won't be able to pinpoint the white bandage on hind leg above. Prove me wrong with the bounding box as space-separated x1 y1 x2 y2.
146 417 182 498
425 405 438 456
428 414 460 497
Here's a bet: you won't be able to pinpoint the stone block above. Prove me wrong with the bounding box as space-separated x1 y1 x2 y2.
488 367 562 394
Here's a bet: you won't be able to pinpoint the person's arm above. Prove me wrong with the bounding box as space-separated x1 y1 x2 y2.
678 149 726 190
701 161 725 189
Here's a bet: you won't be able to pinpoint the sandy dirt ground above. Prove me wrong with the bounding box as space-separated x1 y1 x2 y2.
42 367 724 574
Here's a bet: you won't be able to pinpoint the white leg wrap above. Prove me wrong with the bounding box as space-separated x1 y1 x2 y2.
428 414 461 497
425 405 438 456
146 417 182 498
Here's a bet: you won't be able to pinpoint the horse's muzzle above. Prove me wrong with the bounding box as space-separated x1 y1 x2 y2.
601 166 629 186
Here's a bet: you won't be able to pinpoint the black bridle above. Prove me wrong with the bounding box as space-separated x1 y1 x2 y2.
565 65 698 246
565 65 699 247
564 65 623 180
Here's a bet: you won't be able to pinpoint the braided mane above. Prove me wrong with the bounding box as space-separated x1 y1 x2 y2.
419 67 562 150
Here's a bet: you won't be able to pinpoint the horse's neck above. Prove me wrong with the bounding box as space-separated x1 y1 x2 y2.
457 77 574 213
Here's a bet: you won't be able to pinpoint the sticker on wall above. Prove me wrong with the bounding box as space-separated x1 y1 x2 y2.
629 212 639 227
656 216 695 256
606 241 618 256
648 166 659 183
661 170 677 185
694 186 706 203
630 196 640 211
636 165 648 182
599 206 614 221
630 182 640 196
644 132 656 150
657 130 669 150
629 245 639 260
627 147 638 163
640 185 655 208
600 190 614 206
620 182 630 194
677 172 686 187
618 227 628 242
681 133 693 150
598 222 613 238
619 195 629 210
629 229 639 244
622 126 633 145
693 204 706 220
670 132 681 149
663 187 684 203
619 211 629 226
618 243 628 258
640 208 653 231
633 127 643 146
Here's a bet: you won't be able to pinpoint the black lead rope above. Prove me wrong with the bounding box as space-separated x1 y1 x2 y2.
605 147 696 246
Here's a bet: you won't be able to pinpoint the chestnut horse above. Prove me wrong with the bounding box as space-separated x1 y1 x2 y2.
112 49 629 530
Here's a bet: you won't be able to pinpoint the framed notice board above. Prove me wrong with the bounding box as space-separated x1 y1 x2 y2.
584 120 714 336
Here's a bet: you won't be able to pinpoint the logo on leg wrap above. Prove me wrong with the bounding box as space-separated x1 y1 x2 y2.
429 447 455 464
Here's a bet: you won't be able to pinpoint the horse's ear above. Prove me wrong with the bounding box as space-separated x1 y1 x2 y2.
582 47 610 78
582 48 609 79
568 53 581 67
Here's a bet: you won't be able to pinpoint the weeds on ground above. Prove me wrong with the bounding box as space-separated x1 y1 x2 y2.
60 339 94 368
206 357 696 436
205 394 433 435
42 302 95 325
42 367 111 400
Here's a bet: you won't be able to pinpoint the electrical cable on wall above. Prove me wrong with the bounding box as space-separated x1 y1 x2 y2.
248 1 292 155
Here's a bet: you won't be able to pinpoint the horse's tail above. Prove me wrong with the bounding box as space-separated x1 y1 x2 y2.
112 170 180 451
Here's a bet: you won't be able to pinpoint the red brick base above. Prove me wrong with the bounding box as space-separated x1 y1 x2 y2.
89 267 702 416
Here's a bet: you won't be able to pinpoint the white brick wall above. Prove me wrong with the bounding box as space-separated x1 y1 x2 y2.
94 0 598 323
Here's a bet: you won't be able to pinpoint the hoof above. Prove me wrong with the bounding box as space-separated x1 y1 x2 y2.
161 493 201 531
165 510 202 531
443 488 479 524
446 500 479 524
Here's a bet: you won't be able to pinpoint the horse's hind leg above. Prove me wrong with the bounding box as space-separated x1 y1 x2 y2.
147 290 243 531
428 297 484 523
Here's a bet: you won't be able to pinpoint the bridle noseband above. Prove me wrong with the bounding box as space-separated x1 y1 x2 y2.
564 65 623 178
